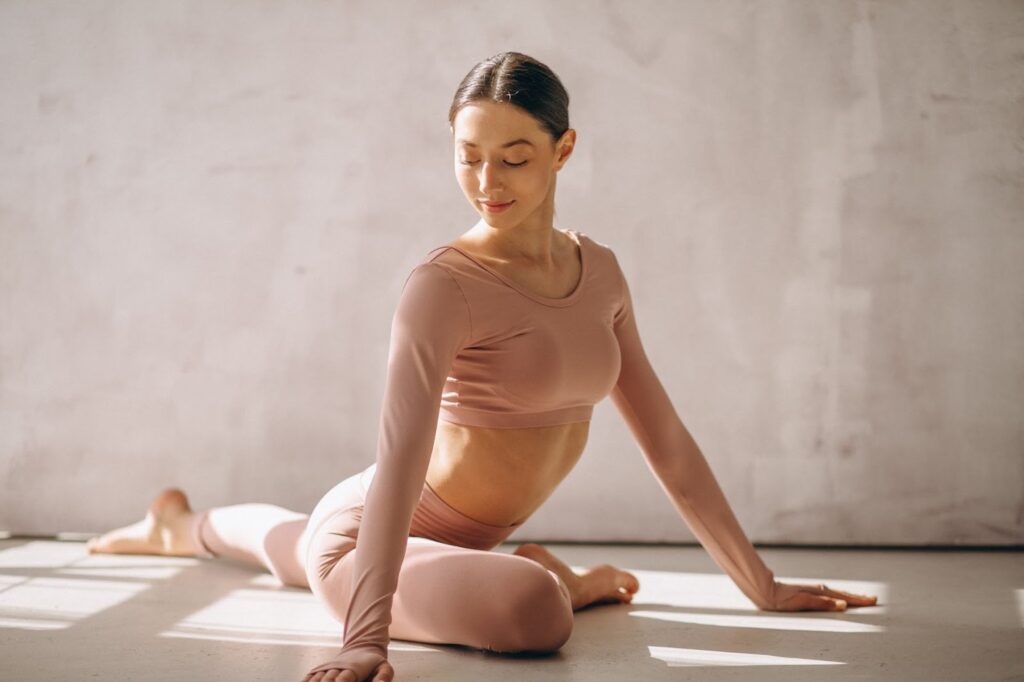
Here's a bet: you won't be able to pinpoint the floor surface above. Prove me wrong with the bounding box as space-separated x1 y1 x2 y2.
0 538 1021 681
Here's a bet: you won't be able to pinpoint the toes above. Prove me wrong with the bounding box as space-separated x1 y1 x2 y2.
512 543 545 559
618 571 640 594
608 570 638 602
86 536 113 554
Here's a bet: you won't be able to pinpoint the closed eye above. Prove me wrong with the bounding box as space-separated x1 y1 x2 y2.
459 160 528 167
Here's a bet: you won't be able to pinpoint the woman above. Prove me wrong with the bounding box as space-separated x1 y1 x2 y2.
87 52 878 682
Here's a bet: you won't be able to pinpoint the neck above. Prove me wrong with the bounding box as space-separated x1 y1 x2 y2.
471 190 564 264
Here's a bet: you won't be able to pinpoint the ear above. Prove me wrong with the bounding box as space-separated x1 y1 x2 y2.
556 129 576 166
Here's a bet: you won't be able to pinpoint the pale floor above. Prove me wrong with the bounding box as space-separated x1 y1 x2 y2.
0 538 1022 681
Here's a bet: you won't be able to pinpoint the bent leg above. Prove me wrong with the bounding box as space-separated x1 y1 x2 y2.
307 525 574 654
391 538 575 652
192 504 310 588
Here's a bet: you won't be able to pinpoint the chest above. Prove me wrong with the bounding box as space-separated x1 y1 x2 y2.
453 297 622 408
471 257 582 300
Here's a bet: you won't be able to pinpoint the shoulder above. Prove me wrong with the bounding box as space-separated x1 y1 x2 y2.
577 230 617 259
399 259 466 305
392 260 473 341
576 231 627 282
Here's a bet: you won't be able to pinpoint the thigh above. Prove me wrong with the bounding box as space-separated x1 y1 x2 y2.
308 527 574 654
299 467 370 583
389 538 574 652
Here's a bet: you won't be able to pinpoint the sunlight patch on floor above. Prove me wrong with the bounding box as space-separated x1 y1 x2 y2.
630 609 884 632
163 628 342 647
649 645 845 667
56 563 188 579
0 573 28 594
0 541 203 631
0 575 150 630
0 615 70 630
0 541 198 574
0 540 90 568
162 587 341 645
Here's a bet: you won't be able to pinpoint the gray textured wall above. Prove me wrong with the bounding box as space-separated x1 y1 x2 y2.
2 0 1021 545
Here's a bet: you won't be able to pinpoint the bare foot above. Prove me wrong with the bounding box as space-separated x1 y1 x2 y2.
85 488 201 557
513 543 640 611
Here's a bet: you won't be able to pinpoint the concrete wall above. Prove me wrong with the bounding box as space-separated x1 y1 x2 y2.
2 0 1021 544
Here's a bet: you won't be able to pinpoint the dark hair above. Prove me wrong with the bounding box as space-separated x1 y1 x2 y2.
448 51 570 145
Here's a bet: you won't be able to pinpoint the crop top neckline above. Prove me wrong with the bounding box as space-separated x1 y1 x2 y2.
426 229 588 308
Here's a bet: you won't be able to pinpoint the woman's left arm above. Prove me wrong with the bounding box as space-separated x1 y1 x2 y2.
607 253 876 612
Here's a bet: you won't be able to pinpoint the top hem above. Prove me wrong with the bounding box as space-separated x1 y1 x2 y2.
438 405 593 429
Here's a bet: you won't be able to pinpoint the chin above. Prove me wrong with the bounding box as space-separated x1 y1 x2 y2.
478 212 508 226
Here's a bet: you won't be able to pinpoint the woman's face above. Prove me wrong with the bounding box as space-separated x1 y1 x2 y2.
451 100 573 228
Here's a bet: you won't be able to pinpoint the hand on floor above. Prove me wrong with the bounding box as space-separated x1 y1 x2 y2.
302 647 393 682
765 580 878 612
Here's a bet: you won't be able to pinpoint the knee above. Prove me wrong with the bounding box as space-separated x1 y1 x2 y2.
492 560 574 653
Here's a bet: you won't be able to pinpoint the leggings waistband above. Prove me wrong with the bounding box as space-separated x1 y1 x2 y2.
409 479 524 551
307 464 526 555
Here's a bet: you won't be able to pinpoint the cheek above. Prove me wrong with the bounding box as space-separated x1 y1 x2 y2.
520 169 549 195
455 169 476 190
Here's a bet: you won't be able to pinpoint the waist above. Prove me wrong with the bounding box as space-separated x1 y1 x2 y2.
354 461 523 550
425 418 590 527
409 478 525 551
307 464 524 552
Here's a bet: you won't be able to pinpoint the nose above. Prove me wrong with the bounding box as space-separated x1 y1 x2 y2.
478 161 503 194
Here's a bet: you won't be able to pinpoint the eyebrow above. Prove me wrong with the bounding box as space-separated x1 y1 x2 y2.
456 138 535 149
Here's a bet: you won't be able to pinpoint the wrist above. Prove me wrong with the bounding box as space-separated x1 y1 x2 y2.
759 578 779 611
307 644 388 678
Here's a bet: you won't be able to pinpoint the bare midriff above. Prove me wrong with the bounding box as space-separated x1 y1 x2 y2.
424 419 590 527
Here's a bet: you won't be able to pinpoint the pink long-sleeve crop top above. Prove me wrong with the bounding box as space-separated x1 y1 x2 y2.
431 230 622 429
306 229 778 679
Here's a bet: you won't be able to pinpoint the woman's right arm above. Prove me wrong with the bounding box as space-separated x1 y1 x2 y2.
303 261 472 681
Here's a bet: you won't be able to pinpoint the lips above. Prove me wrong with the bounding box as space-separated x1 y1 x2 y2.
481 200 515 214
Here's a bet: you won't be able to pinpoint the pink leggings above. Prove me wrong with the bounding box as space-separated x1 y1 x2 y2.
186 463 575 653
